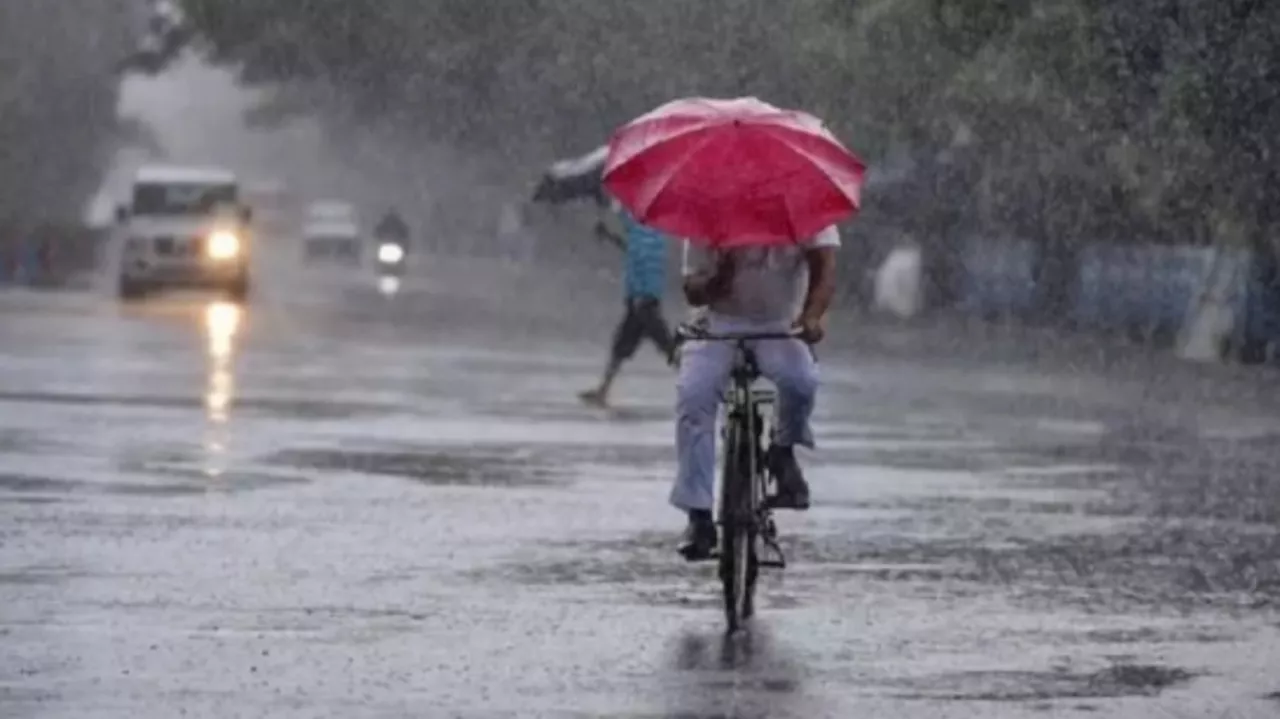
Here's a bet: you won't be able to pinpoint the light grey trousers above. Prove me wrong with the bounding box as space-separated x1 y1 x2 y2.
670 318 818 512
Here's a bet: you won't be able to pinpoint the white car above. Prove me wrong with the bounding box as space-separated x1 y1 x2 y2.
302 219 362 266
303 200 362 265
114 165 253 301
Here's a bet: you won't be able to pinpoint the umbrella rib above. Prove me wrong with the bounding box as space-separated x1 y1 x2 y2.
608 118 720 170
633 127 725 217
760 130 864 196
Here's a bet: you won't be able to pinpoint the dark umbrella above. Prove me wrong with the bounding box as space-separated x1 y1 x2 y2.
530 145 609 206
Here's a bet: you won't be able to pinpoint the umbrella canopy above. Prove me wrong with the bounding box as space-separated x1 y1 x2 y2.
530 145 609 205
602 97 866 247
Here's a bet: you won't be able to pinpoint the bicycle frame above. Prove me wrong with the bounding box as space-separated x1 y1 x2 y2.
719 344 767 632
676 323 797 633
720 342 771 528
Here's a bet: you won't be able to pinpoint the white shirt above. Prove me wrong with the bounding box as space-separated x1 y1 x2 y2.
682 226 841 326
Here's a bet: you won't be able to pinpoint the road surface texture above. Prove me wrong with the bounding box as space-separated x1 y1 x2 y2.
3 255 1280 718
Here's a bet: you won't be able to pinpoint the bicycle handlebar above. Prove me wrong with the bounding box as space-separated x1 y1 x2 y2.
674 323 804 343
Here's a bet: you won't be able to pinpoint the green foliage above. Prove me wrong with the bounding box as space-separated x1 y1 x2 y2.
0 1 135 228
179 0 1278 248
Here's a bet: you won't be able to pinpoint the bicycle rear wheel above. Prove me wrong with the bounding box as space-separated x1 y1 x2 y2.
718 423 758 634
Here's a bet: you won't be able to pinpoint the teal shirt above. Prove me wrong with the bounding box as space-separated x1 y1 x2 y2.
620 210 667 299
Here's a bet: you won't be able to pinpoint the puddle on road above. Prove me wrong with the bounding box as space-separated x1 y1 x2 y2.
482 438 1280 617
806 406 1280 614
810 423 1103 477
0 389 392 420
0 469 304 500
184 604 433 640
263 441 674 488
481 551 694 588
0 567 72 587
265 446 564 487
465 454 1280 615
895 662 1194 702
416 391 1280 624
0 429 55 454
464 400 672 424
660 628 806 696
774 516 1280 611
0 390 204 412
471 530 810 612
843 492 1109 518
0 473 78 493
1028 625 1230 646
121 469 307 494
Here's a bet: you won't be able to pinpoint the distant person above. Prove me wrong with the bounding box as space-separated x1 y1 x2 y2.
579 196 676 408
374 208 410 243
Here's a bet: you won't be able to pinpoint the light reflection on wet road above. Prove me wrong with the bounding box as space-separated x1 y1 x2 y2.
2 261 1280 718
202 301 239 480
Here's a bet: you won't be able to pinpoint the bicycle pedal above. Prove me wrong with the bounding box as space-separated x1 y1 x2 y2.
761 517 779 539
760 539 787 568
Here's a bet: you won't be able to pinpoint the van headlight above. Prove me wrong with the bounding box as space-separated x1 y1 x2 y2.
206 230 240 260
377 243 404 264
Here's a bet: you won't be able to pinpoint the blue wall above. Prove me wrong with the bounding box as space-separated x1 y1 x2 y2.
1242 254 1280 351
1072 244 1231 334
0 229 104 286
955 238 1273 346
0 240 41 283
956 238 1038 317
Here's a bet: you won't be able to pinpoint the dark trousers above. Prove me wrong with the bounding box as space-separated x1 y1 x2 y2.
610 296 675 364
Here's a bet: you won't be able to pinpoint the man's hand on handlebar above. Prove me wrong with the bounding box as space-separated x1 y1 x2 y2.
792 311 826 344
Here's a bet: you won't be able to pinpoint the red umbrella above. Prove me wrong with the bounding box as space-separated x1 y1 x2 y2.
602 97 866 248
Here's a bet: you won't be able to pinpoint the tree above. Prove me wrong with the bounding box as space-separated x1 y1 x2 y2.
0 1 136 232
176 0 1278 309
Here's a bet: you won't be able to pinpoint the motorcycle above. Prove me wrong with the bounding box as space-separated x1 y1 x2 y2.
374 237 406 296
371 209 411 295
375 238 406 275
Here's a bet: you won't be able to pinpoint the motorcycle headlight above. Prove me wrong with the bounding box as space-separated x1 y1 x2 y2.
377 243 404 264
206 231 240 260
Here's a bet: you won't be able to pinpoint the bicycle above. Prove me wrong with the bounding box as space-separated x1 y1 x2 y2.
674 322 801 634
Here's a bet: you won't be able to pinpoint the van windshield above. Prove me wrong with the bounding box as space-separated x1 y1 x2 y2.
132 182 238 216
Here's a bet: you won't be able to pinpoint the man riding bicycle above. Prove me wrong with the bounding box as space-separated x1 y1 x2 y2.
673 226 840 560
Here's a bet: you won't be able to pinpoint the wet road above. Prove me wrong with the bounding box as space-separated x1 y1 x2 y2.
3 259 1280 718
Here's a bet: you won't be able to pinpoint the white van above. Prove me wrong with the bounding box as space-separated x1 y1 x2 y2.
302 200 362 266
114 165 253 301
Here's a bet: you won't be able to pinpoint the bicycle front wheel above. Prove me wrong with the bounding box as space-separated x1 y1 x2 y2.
718 424 757 634
722 518 755 632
